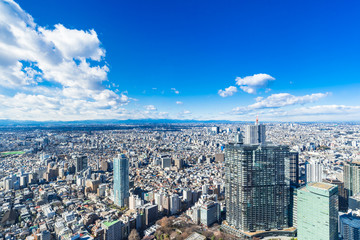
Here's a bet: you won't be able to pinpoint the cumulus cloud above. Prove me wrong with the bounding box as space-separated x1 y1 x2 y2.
218 86 238 97
248 92 328 109
0 0 131 120
235 73 275 94
171 88 180 94
176 101 183 105
233 92 328 114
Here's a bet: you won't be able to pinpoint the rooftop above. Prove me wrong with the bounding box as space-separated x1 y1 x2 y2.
102 219 119 227
308 182 334 190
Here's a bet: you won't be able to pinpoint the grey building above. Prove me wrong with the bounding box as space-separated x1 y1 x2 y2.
75 155 88 173
161 157 172 169
244 119 265 145
200 201 220 227
288 151 299 186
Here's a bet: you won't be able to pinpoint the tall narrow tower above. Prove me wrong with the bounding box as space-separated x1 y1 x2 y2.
244 117 266 144
113 154 130 207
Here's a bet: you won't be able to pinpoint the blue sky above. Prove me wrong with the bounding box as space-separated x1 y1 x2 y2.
0 0 360 121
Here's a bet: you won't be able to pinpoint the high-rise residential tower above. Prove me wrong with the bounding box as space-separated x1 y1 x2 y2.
224 124 291 233
305 159 324 183
344 161 360 197
113 154 130 207
244 117 266 145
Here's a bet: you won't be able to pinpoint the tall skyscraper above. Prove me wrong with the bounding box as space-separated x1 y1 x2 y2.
75 155 88 173
113 154 129 207
224 140 291 232
305 159 324 183
244 117 266 144
297 182 338 240
344 161 360 197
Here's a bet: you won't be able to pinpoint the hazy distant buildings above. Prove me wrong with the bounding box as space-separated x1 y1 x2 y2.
113 154 129 207
297 182 338 240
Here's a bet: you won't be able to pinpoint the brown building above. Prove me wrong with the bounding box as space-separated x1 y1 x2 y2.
323 178 348 212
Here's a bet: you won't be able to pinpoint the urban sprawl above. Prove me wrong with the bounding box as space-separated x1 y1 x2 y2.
0 121 359 240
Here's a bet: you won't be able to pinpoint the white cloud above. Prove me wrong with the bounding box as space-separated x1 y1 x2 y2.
235 73 275 94
248 92 328 109
144 105 157 111
176 101 183 105
218 86 238 97
0 0 131 120
233 92 328 114
289 105 360 116
171 88 180 94
176 110 192 119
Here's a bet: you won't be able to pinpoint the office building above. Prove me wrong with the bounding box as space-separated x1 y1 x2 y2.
323 178 348 212
349 194 360 211
75 155 88 173
297 182 338 240
102 220 123 240
144 204 158 226
339 210 360 240
199 201 220 227
161 157 172 169
113 154 129 207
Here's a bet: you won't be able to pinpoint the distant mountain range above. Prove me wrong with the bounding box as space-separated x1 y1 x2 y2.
0 118 240 126
0 119 356 127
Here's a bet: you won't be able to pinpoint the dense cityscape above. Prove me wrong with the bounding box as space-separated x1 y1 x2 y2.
0 121 359 239
1 0 360 239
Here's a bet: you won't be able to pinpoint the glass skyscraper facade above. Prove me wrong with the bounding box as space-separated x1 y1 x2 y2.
113 154 129 207
224 143 291 232
297 182 338 240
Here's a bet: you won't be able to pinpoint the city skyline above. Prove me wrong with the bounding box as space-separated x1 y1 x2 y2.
1 0 360 122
